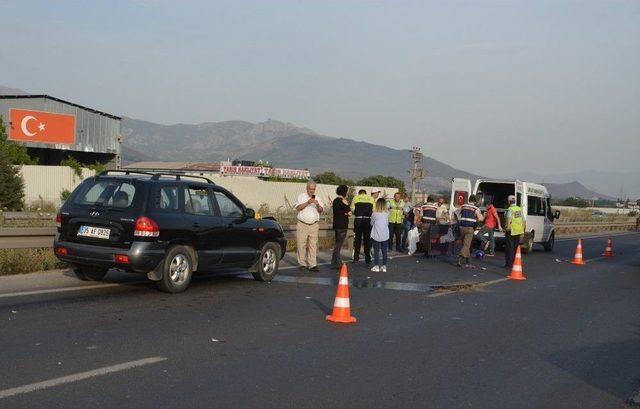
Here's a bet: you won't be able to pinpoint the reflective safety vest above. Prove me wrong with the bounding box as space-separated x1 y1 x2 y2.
421 203 438 223
459 203 479 227
388 200 404 224
508 205 525 235
351 194 375 218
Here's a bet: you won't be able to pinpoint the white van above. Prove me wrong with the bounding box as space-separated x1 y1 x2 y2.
450 178 561 253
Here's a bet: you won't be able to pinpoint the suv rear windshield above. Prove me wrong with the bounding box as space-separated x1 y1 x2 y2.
72 179 138 209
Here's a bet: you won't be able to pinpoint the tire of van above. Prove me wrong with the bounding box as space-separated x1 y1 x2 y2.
251 242 280 282
156 245 194 293
521 232 534 254
543 232 555 252
74 265 108 281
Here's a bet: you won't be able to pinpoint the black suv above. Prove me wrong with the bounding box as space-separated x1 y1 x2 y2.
54 171 287 293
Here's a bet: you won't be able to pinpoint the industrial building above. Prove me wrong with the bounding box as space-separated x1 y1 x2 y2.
0 95 122 168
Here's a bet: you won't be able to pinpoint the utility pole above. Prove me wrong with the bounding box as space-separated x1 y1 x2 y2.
408 146 425 204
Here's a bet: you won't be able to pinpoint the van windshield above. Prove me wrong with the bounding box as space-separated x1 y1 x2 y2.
475 182 514 209
72 179 138 209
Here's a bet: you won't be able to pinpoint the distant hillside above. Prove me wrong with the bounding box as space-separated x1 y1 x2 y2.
542 181 615 201
121 117 479 191
0 85 29 95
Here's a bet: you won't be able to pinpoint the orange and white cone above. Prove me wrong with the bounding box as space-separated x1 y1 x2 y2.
602 237 614 257
326 264 357 324
571 239 586 265
507 245 526 280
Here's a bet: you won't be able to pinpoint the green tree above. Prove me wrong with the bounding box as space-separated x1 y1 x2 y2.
0 115 36 165
0 149 25 210
313 171 354 186
356 175 406 193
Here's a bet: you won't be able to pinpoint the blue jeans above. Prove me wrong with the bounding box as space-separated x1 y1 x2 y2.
401 219 413 250
372 240 388 266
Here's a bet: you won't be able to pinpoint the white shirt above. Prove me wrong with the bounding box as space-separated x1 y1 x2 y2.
295 192 324 224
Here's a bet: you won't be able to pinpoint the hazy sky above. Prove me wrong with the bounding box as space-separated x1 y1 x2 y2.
1 0 638 178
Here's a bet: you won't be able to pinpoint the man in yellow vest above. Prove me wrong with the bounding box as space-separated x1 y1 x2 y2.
387 192 404 252
505 195 526 270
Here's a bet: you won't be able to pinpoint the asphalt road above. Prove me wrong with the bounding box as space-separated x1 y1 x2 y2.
1 232 639 408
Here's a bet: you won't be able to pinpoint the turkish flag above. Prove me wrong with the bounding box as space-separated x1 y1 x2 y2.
9 108 75 145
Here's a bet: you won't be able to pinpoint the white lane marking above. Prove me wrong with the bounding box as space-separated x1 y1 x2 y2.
278 254 412 270
0 282 145 300
0 357 166 400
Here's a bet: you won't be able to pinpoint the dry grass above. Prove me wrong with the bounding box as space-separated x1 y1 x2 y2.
0 248 67 276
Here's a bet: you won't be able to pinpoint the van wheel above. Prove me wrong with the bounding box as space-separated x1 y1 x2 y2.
156 245 194 293
544 232 555 252
252 242 280 282
74 265 108 281
521 233 534 254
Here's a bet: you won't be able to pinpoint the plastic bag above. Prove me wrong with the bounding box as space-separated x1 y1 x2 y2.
407 226 419 255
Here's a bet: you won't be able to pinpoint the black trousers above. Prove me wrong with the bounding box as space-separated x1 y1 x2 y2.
388 222 403 251
353 219 372 262
505 231 522 269
331 229 348 267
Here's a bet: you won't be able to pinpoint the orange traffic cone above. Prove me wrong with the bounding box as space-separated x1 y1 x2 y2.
602 237 614 257
571 239 586 265
326 264 357 324
507 245 526 280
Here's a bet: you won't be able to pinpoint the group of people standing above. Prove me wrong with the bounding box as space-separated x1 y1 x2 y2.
294 181 526 274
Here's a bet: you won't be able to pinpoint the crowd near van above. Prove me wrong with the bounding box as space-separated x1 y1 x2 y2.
450 178 560 253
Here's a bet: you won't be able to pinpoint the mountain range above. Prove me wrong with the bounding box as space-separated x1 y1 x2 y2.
1 85 622 199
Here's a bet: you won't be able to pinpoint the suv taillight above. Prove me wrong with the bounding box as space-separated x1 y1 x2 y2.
55 213 62 229
134 216 160 237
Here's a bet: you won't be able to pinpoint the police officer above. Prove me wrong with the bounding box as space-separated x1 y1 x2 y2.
420 196 438 258
505 195 526 270
351 188 376 266
457 194 484 267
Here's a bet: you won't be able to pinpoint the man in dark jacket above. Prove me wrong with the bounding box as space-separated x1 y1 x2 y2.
351 188 376 266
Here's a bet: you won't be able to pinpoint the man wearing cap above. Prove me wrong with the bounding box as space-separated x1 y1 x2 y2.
457 194 484 267
351 188 378 266
505 195 526 270
295 181 324 271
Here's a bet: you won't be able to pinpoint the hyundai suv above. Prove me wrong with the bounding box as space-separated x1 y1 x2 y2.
54 171 287 293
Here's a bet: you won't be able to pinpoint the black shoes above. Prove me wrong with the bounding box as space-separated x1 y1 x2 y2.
308 265 320 272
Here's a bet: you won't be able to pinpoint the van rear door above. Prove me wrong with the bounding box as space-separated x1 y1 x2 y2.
450 178 472 213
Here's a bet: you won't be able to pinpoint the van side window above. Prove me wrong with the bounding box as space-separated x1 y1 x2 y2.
527 196 545 216
184 187 214 216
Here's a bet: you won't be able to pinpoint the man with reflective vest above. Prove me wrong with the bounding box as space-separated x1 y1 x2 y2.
351 188 376 266
457 194 485 267
504 195 526 270
387 192 405 252
419 196 438 258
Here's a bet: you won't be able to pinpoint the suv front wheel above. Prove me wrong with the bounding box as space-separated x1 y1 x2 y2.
252 242 280 282
156 245 194 293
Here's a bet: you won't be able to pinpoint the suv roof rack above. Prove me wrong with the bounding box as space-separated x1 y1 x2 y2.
97 170 156 178
150 173 215 184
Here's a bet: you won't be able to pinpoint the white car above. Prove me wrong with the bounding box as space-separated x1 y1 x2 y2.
450 178 560 253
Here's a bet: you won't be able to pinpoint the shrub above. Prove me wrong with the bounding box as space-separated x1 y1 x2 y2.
0 248 67 276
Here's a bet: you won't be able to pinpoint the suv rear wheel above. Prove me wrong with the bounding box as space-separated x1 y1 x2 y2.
74 265 108 281
252 242 280 282
156 245 194 293
521 232 535 254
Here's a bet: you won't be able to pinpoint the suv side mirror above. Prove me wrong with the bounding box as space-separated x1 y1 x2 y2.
244 208 255 219
553 210 561 220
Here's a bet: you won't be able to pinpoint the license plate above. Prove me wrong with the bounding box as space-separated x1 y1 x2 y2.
78 225 111 239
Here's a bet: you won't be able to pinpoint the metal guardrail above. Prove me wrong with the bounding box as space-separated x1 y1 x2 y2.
0 221 636 250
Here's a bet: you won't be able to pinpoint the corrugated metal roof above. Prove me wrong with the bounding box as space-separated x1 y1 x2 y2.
0 95 121 120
